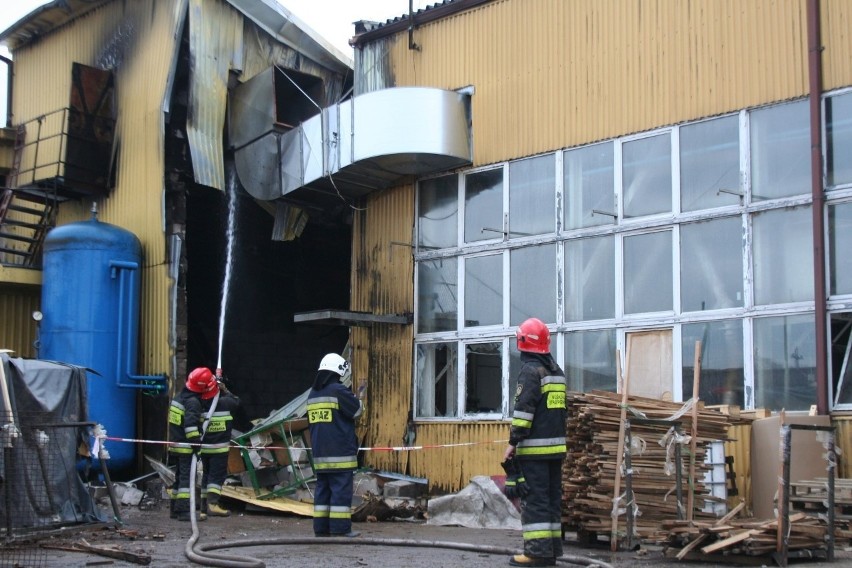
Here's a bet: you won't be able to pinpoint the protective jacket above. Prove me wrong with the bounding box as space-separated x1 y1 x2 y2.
199 391 240 455
307 371 362 472
168 387 203 454
509 352 567 460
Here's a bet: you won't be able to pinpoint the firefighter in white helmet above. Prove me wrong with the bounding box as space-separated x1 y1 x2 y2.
503 318 568 566
307 353 362 538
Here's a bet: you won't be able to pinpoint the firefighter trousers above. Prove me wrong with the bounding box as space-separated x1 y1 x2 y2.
313 471 354 536
519 458 564 559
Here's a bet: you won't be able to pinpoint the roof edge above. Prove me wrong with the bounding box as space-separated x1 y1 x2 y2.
350 0 493 47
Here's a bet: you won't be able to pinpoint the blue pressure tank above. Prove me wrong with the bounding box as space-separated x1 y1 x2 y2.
40 211 164 473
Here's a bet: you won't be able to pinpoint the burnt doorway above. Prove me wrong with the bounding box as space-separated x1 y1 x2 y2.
185 179 351 425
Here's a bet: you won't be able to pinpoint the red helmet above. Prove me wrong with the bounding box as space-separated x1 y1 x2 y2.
516 318 551 354
186 367 219 399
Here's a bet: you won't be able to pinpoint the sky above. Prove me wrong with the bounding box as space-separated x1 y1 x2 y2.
0 0 428 125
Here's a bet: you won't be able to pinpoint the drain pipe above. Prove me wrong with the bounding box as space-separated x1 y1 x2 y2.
0 55 11 127
807 0 828 414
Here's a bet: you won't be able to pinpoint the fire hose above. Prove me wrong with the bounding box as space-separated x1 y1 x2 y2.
181 380 612 568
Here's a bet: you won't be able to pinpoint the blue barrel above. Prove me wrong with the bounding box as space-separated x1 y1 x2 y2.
40 213 145 473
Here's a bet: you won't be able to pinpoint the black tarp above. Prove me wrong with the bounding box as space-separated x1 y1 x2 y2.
0 354 105 536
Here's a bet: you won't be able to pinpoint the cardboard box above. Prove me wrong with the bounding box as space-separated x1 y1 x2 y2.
750 414 831 519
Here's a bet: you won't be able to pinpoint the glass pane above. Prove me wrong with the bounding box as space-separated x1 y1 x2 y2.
829 202 852 296
464 342 503 414
830 313 852 406
827 92 852 188
753 314 816 411
415 342 458 418
564 235 615 321
680 217 744 311
417 258 457 333
623 134 672 218
509 154 555 237
564 329 617 392
680 116 740 212
510 244 557 325
465 168 504 243
417 175 457 249
465 254 502 327
750 100 810 201
752 207 813 305
564 142 615 229
623 231 673 314
682 320 744 406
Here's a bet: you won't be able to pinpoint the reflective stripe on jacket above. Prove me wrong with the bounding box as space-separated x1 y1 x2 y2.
510 353 568 460
307 380 362 472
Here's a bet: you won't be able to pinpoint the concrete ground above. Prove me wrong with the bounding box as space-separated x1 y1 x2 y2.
8 497 852 568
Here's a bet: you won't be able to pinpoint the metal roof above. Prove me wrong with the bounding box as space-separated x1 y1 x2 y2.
350 0 492 47
0 0 352 74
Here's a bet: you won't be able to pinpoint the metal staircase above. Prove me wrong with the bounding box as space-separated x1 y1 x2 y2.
0 125 57 268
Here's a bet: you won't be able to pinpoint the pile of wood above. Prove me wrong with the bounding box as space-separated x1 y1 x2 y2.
790 478 852 520
562 390 734 545
663 505 852 560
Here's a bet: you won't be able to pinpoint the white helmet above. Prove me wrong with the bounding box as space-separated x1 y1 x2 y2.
318 353 350 376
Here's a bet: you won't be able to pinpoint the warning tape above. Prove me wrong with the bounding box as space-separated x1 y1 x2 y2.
101 436 510 453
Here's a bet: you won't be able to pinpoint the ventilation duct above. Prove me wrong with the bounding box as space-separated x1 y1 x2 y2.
229 68 472 204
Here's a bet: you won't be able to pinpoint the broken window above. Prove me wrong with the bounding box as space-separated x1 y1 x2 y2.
415 343 458 418
416 258 457 333
464 342 503 415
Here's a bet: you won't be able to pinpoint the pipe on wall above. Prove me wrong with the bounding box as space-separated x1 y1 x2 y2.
807 0 828 414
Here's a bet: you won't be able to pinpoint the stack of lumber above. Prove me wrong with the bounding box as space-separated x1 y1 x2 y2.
663 506 852 560
790 478 852 520
562 390 734 544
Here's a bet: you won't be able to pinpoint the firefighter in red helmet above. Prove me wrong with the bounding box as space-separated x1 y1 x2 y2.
503 318 568 566
168 367 219 521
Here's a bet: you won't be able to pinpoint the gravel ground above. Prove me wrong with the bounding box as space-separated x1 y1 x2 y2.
4 496 852 568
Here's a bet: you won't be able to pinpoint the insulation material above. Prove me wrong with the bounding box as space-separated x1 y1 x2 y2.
426 475 521 530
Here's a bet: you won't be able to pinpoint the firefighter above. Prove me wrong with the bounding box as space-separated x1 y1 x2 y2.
168 366 218 522
307 353 362 538
199 371 240 517
503 318 568 567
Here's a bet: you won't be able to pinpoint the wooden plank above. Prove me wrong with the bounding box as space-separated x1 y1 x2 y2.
701 530 756 553
687 340 701 522
676 534 708 559
609 348 629 552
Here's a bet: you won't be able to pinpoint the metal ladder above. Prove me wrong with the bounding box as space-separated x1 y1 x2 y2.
0 125 57 267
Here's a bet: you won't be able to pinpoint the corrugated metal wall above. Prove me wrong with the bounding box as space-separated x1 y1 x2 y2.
361 0 852 168
0 285 39 358
8 0 187 375
833 417 852 478
351 185 417 477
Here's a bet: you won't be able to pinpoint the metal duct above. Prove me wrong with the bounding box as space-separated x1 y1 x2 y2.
230 70 472 203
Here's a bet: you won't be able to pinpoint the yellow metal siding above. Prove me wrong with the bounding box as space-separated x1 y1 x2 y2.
351 185 416 476
0 285 39 358
833 416 852 479
375 0 839 166
725 424 752 512
9 0 186 375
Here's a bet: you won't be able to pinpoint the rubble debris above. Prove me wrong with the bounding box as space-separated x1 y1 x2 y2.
41 538 151 565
